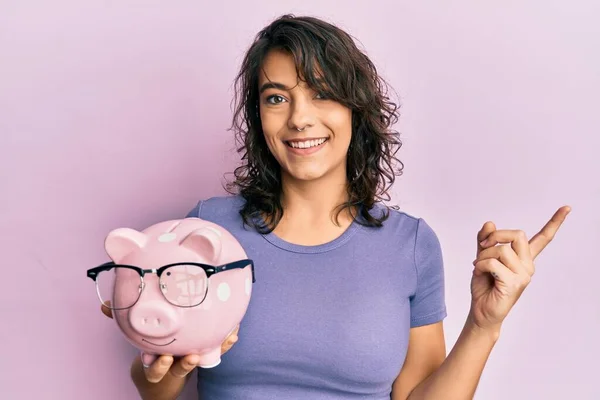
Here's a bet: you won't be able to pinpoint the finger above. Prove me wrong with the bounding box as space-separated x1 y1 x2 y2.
144 355 174 383
474 258 531 292
168 355 200 379
475 244 524 274
477 221 496 256
101 301 113 319
473 258 513 283
529 206 571 258
221 333 238 356
479 229 532 263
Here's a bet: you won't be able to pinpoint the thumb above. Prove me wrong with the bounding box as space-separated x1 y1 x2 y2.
477 221 496 256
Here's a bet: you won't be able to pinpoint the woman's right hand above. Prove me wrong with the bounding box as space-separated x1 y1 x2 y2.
101 302 240 384
133 325 240 383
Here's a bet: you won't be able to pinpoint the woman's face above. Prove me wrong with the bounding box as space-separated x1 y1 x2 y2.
258 50 353 183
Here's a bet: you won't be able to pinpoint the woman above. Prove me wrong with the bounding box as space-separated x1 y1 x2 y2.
103 14 570 399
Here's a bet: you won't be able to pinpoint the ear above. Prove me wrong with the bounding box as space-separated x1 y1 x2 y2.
105 228 147 262
180 227 222 262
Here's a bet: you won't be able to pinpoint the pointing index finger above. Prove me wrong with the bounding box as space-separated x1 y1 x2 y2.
529 206 571 258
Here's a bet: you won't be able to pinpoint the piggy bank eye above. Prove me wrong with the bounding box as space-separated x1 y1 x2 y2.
159 264 209 307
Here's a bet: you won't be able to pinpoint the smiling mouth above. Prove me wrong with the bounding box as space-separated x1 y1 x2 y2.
142 338 176 347
285 138 328 149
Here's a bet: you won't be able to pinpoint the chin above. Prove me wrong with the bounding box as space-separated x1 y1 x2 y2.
287 168 328 182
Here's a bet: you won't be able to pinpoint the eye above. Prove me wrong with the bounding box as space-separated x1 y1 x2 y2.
266 95 286 104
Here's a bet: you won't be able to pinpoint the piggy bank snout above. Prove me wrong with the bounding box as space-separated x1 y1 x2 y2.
128 301 181 339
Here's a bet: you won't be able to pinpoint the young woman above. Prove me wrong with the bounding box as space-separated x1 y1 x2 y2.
103 14 570 400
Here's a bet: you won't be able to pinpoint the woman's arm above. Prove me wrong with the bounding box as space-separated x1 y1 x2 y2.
394 206 569 400
391 322 446 400
393 316 498 400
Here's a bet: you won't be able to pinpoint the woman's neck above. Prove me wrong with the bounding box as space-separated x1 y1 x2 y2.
283 175 348 218
270 170 356 245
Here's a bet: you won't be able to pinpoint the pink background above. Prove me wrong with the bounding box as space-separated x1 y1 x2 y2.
1 1 598 399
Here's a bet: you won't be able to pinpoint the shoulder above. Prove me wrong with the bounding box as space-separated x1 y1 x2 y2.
367 204 443 268
369 202 438 242
185 194 246 222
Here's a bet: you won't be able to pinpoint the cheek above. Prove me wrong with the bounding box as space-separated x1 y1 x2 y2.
328 109 353 145
260 116 286 150
262 131 280 155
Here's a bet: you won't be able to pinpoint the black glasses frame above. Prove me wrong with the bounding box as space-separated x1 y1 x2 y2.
87 259 255 310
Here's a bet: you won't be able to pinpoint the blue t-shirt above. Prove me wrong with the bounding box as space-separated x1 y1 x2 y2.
186 195 446 399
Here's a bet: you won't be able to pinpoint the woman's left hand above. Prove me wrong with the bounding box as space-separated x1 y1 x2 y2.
469 205 571 333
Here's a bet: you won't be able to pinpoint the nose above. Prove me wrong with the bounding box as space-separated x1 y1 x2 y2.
128 301 181 338
288 99 316 131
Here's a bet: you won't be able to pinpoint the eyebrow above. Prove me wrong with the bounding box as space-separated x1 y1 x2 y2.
259 78 332 95
259 82 291 94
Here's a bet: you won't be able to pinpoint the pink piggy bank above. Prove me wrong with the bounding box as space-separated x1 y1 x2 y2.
87 217 255 368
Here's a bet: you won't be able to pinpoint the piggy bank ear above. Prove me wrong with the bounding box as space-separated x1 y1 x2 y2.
105 228 147 262
180 227 222 262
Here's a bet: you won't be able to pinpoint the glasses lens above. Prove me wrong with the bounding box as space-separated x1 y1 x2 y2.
160 264 208 307
96 266 142 309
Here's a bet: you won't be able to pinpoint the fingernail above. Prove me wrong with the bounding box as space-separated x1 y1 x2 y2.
480 239 488 247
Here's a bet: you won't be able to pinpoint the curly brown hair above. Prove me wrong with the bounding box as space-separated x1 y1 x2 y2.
225 14 403 233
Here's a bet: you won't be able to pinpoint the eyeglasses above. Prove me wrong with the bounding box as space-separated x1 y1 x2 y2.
86 259 255 310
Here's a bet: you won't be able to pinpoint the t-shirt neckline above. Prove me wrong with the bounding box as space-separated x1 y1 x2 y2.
258 216 362 254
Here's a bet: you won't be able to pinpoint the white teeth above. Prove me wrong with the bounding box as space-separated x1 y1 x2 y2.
289 138 326 149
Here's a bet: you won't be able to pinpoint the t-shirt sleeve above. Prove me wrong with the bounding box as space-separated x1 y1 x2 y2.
410 218 447 328
185 200 204 218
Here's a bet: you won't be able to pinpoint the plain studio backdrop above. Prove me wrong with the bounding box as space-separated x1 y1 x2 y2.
1 1 598 399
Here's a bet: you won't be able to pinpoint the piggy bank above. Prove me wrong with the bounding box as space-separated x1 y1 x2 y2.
88 217 255 368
